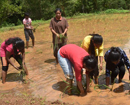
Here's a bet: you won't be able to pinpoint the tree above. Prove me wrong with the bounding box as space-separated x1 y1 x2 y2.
0 0 22 27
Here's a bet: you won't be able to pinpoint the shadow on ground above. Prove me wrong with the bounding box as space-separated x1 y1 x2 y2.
52 80 80 96
44 59 55 63
97 74 130 93
6 73 24 82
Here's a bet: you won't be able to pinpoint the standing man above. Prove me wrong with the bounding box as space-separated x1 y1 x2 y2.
50 8 69 64
23 13 35 49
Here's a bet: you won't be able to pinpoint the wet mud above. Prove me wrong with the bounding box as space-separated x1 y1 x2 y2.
1 14 130 104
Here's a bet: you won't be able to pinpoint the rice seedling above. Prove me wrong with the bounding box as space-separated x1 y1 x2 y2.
40 97 46 105
33 24 40 32
61 78 80 95
17 59 26 78
54 34 67 51
17 59 33 83
25 52 30 54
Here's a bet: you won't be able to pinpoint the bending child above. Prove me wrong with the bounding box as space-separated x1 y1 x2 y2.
57 44 97 96
0 37 28 84
81 34 103 84
104 47 130 86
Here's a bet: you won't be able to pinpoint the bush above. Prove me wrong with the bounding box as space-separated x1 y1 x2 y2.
16 19 22 25
2 21 15 27
101 9 130 14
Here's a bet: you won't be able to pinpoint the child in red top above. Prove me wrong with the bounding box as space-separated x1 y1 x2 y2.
57 44 97 96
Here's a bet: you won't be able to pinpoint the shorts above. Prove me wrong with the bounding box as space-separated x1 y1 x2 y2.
1 54 23 71
57 49 74 79
24 29 34 41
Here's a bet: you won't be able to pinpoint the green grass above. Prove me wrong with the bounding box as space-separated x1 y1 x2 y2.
0 9 130 32
25 52 31 54
0 19 51 32
100 9 130 14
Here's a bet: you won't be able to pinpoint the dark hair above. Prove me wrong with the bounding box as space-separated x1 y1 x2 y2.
109 47 121 62
24 13 29 17
55 8 62 13
88 34 103 56
5 37 24 55
83 55 97 70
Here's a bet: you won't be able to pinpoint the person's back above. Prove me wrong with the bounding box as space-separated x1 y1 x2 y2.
0 41 14 57
58 44 97 96
60 44 89 66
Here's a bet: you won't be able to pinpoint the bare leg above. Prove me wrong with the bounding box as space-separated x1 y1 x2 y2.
56 57 58 64
95 76 98 84
2 71 7 84
111 77 114 84
66 79 72 95
32 39 35 47
23 64 29 75
26 41 29 49
1 57 8 84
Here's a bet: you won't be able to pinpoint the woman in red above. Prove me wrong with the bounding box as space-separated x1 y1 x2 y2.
0 37 28 84
57 44 97 96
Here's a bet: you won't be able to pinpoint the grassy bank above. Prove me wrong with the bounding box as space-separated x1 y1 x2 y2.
0 9 130 32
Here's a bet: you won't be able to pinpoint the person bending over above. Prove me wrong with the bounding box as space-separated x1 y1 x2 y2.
57 44 97 96
0 37 28 84
81 34 103 84
104 47 130 86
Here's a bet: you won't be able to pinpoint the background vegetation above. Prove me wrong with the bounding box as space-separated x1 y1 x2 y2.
1 0 130 27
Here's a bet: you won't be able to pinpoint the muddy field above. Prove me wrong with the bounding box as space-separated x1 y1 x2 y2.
1 13 130 105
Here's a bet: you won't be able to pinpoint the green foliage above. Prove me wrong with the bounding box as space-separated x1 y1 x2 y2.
102 9 129 14
1 21 15 27
54 34 67 51
0 0 23 27
16 19 22 25
1 0 130 27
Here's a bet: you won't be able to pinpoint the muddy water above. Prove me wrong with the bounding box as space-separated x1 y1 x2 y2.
25 40 130 104
0 43 130 105
0 63 24 91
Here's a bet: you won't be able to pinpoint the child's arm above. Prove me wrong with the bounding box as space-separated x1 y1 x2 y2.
21 49 28 75
6 51 19 70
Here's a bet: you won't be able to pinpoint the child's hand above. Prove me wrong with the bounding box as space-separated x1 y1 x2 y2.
56 34 60 38
33 28 35 32
61 33 65 36
14 66 19 70
99 64 103 71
